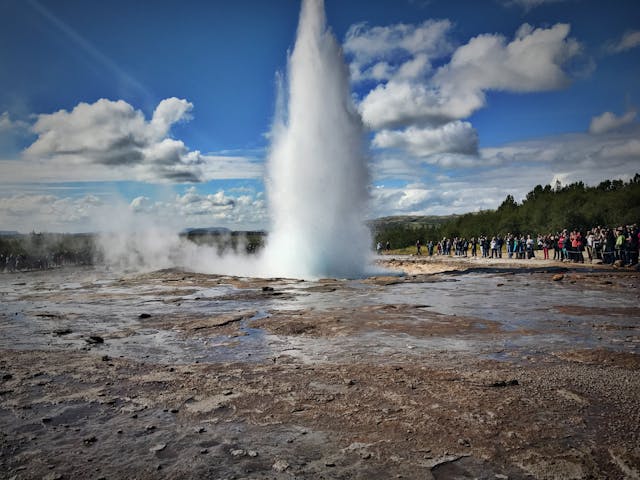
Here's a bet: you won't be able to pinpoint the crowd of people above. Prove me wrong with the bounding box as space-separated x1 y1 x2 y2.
406 224 639 266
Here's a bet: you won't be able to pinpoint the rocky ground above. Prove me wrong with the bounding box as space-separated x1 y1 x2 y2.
1 258 639 479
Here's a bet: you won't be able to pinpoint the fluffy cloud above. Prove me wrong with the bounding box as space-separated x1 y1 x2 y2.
359 82 462 130
23 98 201 181
437 23 580 93
26 98 184 160
359 23 581 131
373 121 478 158
344 19 454 83
17 98 261 184
589 110 637 134
605 30 640 54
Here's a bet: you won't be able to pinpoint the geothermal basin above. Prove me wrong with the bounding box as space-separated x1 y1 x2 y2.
1 257 639 479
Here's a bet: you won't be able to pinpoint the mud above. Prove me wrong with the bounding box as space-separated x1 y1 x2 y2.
1 258 639 479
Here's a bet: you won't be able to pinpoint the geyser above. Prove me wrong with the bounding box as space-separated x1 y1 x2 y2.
263 0 372 279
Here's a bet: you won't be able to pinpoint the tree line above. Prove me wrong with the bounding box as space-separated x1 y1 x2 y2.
372 174 640 249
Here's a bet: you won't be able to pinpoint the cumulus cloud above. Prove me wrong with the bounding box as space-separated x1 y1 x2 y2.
344 19 454 82
437 23 580 93
358 23 581 131
23 97 201 181
604 30 640 54
16 98 261 184
354 20 584 170
589 110 637 134
359 82 462 130
373 121 478 158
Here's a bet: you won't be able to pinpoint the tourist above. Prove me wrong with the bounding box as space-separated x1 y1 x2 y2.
490 237 498 258
526 235 535 259
586 230 594 261
542 235 550 260
615 229 625 263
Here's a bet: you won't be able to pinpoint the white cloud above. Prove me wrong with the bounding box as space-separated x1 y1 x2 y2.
605 30 640 54
345 19 454 82
360 81 465 129
589 110 637 134
359 23 581 131
0 98 262 184
438 23 580 93
373 121 478 158
23 97 202 181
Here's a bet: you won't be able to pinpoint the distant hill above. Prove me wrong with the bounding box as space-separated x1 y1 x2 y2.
369 215 459 230
0 230 20 236
180 227 231 236
180 227 267 237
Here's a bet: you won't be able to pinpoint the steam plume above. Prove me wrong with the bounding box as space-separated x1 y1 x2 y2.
262 0 372 279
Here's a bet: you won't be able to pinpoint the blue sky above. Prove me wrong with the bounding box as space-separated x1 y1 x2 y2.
1 0 639 232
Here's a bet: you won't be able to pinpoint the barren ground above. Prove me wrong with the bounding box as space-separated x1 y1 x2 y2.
1 256 639 479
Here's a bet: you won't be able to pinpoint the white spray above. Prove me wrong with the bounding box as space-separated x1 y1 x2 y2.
262 0 372 279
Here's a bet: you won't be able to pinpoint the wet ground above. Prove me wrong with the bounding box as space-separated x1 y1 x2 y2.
1 257 639 479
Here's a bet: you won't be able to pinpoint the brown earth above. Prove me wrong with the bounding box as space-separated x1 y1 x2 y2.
1 258 639 479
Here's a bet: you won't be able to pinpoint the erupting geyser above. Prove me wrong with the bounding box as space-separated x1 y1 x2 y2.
263 0 372 279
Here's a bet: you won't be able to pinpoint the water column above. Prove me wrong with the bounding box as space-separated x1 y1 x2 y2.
264 0 371 279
